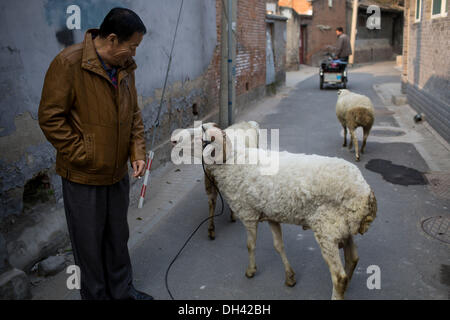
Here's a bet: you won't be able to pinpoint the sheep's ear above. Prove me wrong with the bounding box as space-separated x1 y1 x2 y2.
223 133 233 162
358 215 374 235
248 121 260 130
202 122 220 130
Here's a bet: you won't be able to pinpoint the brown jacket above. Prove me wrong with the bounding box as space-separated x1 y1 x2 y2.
336 33 352 59
38 29 146 185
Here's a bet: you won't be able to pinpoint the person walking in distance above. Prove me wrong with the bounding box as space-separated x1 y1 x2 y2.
38 8 153 300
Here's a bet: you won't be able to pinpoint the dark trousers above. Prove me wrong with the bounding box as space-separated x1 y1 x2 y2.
62 174 133 300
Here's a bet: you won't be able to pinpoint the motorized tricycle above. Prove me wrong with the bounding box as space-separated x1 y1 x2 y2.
319 53 348 90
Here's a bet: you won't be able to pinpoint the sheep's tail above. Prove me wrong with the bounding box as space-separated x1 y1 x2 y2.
358 190 377 235
346 107 374 129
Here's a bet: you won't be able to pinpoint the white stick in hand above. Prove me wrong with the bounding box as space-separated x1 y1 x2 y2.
138 151 154 209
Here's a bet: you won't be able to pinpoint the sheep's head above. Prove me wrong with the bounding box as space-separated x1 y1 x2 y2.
171 122 232 165
358 214 374 235
198 123 233 164
337 89 350 97
358 191 377 235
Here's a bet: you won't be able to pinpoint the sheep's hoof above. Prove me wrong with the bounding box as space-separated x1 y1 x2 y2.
342 143 347 147
285 272 296 287
355 156 360 162
245 267 257 278
285 279 296 287
208 231 215 240
331 293 345 300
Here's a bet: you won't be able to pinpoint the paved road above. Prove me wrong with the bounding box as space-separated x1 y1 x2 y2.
33 62 448 300
129 62 449 300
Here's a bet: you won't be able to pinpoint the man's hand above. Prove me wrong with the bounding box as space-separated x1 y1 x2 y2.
132 160 146 178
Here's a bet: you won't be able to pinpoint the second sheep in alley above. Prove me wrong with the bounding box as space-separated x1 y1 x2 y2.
171 121 260 240
336 89 375 161
203 121 260 240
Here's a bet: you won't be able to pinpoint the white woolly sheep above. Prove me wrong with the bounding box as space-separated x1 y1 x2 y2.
172 121 260 240
202 121 260 240
181 123 377 300
336 89 375 161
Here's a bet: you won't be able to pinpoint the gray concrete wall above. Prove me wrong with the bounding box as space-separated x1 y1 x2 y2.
272 18 287 86
0 0 217 221
346 6 403 63
265 15 287 92
354 38 394 62
405 81 450 143
280 7 301 71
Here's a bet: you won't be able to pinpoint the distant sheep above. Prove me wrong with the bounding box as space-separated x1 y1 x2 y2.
176 123 377 300
336 89 374 161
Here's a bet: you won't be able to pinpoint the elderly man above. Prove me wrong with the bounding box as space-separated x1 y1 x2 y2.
38 8 152 300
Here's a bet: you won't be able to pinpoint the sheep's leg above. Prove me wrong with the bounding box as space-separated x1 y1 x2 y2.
314 234 348 300
348 130 353 150
343 236 359 281
243 220 259 279
205 174 217 240
361 126 371 154
349 129 360 161
268 221 296 287
230 210 236 222
342 126 347 147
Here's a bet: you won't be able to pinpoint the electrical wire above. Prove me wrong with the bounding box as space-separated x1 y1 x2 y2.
164 131 226 300
149 0 184 152
156 0 229 300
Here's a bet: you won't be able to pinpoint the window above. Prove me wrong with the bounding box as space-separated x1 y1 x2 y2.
266 3 276 15
415 0 422 22
431 0 448 18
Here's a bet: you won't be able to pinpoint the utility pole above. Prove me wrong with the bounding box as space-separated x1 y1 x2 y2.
219 0 235 128
227 0 233 126
349 0 358 65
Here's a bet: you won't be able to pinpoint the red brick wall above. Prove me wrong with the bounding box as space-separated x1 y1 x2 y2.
402 0 450 142
404 0 449 95
236 0 267 97
303 0 347 66
203 0 223 114
203 0 268 117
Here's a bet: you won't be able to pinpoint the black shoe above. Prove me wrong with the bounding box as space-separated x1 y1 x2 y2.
128 286 154 300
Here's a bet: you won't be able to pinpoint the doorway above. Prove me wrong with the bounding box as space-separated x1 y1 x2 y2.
299 25 307 65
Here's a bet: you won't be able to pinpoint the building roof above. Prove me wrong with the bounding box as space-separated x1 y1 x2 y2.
278 0 312 16
266 13 289 21
355 0 404 12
